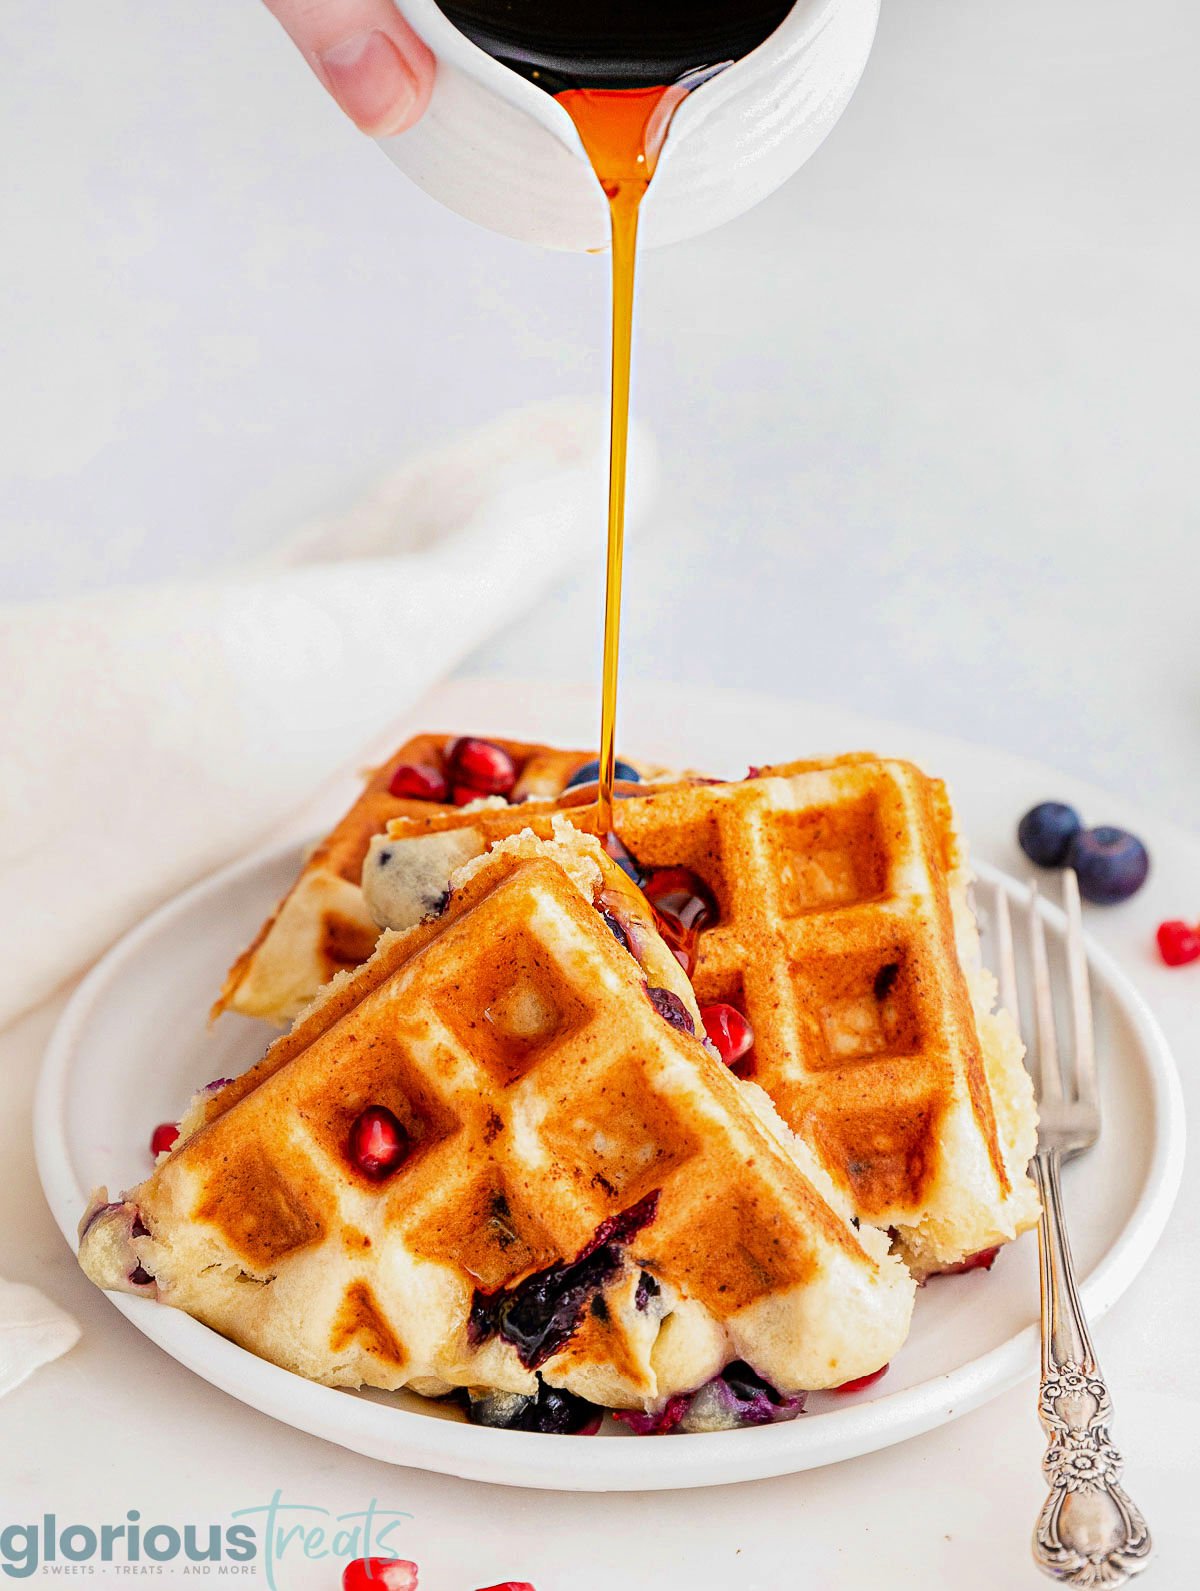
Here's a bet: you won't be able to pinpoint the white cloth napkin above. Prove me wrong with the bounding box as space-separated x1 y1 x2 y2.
0 399 656 1029
0 1277 80 1396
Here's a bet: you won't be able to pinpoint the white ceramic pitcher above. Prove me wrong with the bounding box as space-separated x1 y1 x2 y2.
378 0 881 251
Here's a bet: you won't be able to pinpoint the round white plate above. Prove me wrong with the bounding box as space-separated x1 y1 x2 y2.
35 683 1186 1491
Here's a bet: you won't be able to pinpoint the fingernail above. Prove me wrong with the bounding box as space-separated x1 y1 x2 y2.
319 29 419 135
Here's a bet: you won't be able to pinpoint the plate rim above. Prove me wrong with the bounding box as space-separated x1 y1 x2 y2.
35 839 1187 1492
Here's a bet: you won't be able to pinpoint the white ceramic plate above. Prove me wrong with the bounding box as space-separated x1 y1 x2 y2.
35 694 1185 1492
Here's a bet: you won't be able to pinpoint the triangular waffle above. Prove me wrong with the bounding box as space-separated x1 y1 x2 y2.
363 755 1040 1275
81 830 915 1409
213 734 617 1026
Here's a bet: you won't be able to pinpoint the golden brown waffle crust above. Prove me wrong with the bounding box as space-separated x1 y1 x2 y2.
215 734 1036 1274
81 834 916 1407
365 752 1040 1272
211 733 653 1026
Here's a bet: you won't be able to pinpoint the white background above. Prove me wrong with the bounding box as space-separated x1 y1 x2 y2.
2 1 1198 827
2 1 1198 1588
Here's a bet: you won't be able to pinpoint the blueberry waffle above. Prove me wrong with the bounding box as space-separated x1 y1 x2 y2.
363 754 1040 1276
81 829 915 1412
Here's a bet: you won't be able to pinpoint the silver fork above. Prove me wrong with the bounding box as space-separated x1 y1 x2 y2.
993 870 1152 1585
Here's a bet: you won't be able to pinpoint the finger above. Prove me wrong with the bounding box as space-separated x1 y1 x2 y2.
263 0 435 136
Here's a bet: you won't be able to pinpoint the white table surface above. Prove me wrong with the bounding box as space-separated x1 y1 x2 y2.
4 676 1199 1590
2 0 1198 1585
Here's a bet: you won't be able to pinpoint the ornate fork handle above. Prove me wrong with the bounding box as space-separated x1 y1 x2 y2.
1031 1150 1152 1586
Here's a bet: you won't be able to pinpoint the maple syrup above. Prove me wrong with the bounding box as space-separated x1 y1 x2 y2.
554 84 686 831
639 865 718 977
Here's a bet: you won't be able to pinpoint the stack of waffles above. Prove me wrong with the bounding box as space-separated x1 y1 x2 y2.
79 733 1038 1428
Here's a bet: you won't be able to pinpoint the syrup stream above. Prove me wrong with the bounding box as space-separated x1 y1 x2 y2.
556 85 689 833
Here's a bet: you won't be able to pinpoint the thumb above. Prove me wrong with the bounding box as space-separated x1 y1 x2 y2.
262 0 435 136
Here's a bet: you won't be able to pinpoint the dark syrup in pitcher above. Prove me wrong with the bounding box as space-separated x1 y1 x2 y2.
434 3 794 88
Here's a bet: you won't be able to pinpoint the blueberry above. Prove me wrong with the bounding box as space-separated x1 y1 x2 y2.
644 986 695 1036
469 1195 659 1368
522 1383 602 1435
634 1271 661 1312
494 1246 619 1366
565 758 641 790
599 908 630 952
720 1361 800 1421
1018 802 1083 868
1067 826 1150 905
465 1379 601 1435
673 1363 805 1433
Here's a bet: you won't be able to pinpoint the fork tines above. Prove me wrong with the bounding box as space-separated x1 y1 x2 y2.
992 871 1100 1145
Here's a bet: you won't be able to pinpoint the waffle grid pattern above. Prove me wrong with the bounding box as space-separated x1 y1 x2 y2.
377 756 1011 1233
628 763 1009 1225
174 854 878 1394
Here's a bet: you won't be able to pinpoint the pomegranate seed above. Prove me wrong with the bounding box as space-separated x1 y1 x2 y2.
641 867 716 978
388 762 448 802
446 737 517 798
1157 919 1200 966
342 1561 418 1591
700 1003 754 1066
450 783 489 806
150 1122 179 1156
348 1106 410 1180
928 1245 1001 1279
641 867 716 931
475 1584 536 1591
832 1363 889 1394
612 1394 690 1435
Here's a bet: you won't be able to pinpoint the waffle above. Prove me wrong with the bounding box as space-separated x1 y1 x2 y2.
363 755 1040 1275
80 829 915 1409
213 734 634 1026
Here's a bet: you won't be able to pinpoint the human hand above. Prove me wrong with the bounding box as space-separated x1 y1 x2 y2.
262 0 435 136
